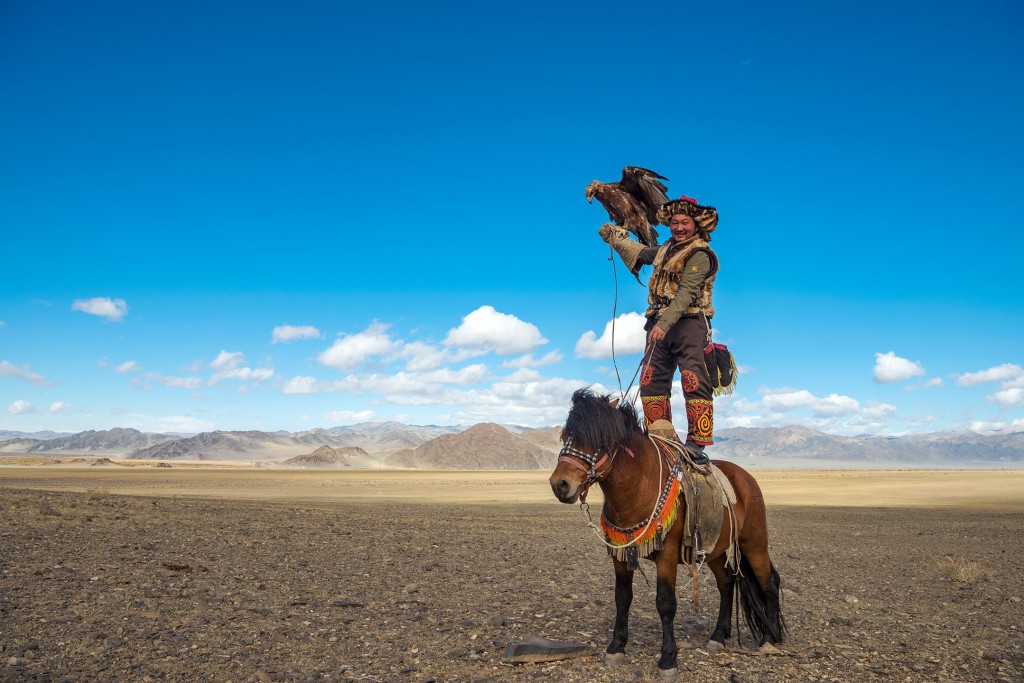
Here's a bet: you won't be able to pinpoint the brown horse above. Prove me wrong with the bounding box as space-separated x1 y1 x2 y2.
549 388 785 675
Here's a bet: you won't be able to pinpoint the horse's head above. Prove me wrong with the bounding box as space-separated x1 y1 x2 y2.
549 388 639 504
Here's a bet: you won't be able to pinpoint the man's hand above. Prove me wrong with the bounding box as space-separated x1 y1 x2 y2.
648 326 667 344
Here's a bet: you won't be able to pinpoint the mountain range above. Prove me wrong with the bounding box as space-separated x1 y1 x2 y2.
1 423 1023 468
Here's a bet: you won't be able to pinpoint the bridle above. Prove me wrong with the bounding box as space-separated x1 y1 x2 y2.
557 434 631 502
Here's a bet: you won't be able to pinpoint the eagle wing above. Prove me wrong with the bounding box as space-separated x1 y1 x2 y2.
621 166 670 230
587 166 669 248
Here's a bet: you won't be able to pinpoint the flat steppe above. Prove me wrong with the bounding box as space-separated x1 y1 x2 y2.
2 467 1022 682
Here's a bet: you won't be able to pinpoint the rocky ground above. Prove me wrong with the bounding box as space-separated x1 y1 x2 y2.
1 488 1022 682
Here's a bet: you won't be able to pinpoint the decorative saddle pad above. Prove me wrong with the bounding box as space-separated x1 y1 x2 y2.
681 463 738 568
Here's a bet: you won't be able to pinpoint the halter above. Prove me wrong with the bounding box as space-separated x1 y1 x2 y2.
557 435 632 502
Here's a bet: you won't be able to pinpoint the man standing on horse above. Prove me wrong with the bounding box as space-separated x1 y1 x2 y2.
599 195 720 465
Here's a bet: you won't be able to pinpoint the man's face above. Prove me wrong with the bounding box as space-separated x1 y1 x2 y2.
669 214 697 241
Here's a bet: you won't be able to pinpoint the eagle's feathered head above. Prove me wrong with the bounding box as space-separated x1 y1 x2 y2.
584 180 602 203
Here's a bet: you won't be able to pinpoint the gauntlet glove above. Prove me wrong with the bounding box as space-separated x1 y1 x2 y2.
598 223 644 273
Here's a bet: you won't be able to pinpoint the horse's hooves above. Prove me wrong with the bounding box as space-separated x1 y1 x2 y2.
604 652 626 666
704 640 725 653
657 667 679 681
758 642 781 654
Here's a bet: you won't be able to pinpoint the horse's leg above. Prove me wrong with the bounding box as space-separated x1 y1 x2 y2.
707 554 735 644
606 558 633 664
654 547 681 673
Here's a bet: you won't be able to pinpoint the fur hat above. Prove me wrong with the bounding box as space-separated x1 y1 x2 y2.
657 195 718 235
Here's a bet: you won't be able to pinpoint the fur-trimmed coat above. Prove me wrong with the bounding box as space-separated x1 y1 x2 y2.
639 236 718 331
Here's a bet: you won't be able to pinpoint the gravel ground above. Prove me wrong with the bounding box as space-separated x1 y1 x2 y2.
2 488 1022 682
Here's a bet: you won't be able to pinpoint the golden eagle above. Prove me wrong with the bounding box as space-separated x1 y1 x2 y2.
585 166 669 247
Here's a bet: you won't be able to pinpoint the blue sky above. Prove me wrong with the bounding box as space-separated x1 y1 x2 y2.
2 1 1022 436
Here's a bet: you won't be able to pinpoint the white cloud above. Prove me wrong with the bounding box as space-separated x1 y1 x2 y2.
283 376 320 395
503 368 543 383
271 325 322 344
161 375 203 389
8 399 37 415
417 364 490 385
924 378 944 388
116 360 141 373
398 341 449 372
759 387 861 417
989 387 1024 408
860 401 898 419
501 351 563 369
211 367 274 385
873 351 925 383
575 312 647 359
72 297 128 321
210 350 245 370
207 350 273 386
49 401 71 414
120 413 215 434
324 409 376 423
0 360 54 386
967 417 1024 434
955 363 1024 387
444 306 547 355
319 323 398 371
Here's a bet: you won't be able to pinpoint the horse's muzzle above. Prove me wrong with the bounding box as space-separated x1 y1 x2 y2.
549 474 582 504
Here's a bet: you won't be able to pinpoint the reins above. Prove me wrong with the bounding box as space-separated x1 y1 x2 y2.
606 237 658 405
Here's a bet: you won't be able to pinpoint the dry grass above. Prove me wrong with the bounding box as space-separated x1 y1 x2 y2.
85 487 110 501
938 555 985 583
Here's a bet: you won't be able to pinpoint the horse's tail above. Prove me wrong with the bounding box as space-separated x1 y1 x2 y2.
737 556 786 644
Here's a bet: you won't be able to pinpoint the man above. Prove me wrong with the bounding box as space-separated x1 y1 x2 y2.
599 195 719 465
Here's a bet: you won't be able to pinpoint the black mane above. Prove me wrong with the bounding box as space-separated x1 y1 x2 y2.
564 388 640 453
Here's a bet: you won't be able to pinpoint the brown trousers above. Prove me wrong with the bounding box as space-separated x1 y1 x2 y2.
639 315 714 445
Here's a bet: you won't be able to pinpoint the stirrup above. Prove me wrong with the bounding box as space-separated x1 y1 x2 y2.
684 441 710 465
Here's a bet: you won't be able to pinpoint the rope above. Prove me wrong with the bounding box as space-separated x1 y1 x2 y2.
606 238 657 405
608 241 623 395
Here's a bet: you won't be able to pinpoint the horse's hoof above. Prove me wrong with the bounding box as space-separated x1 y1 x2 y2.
657 667 679 681
704 639 725 653
604 652 626 666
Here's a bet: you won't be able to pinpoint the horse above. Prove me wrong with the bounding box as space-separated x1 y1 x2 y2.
548 388 785 676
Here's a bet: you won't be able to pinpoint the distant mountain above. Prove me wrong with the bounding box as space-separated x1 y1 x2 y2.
0 428 177 455
514 426 563 454
0 430 74 442
319 422 464 451
3 421 1022 468
280 445 369 468
385 422 553 470
129 429 354 461
713 426 1024 466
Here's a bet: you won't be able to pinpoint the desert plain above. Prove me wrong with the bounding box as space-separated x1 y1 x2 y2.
2 465 1023 682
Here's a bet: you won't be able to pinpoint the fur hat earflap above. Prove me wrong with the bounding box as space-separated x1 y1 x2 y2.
657 195 718 235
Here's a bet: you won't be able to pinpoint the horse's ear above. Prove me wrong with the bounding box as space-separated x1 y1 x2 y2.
609 398 619 409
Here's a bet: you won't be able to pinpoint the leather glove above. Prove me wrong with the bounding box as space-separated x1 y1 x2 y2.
598 223 629 244
599 223 644 272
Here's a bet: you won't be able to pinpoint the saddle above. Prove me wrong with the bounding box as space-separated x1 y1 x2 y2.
680 463 738 571
648 435 740 573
